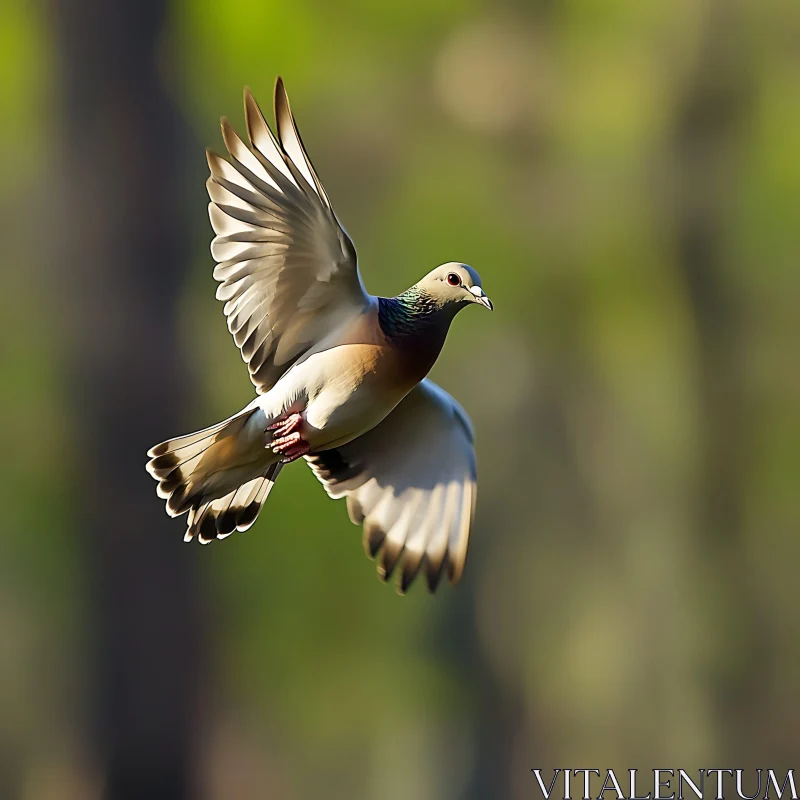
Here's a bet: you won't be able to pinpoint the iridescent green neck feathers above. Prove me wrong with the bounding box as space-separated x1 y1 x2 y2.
377 287 446 341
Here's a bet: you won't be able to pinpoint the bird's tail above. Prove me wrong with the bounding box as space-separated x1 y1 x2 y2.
182 465 282 543
146 409 282 543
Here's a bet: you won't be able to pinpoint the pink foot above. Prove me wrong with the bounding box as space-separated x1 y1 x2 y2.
271 432 310 462
266 413 310 463
267 412 303 439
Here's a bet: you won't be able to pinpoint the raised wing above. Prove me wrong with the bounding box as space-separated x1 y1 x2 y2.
207 78 369 394
305 380 477 593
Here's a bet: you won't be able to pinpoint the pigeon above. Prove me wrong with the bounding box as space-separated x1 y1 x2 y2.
146 78 493 593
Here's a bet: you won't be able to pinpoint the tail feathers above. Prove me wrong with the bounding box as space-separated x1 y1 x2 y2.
146 410 258 518
186 462 282 544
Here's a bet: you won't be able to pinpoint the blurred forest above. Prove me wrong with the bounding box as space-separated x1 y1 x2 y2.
1 0 799 798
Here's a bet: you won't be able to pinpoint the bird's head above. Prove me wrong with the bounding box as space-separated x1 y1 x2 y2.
418 263 493 312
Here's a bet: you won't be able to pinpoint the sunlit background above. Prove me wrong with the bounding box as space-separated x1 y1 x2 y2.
2 0 799 797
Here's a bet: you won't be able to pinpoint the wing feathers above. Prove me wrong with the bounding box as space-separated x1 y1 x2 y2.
243 87 298 187
221 118 282 193
274 78 327 204
206 80 367 395
305 380 477 593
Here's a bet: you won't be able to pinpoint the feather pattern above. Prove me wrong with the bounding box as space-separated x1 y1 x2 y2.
207 79 369 394
189 462 283 543
377 287 444 341
305 379 477 593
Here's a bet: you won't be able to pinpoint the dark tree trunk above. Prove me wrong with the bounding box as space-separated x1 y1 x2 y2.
669 0 764 758
51 1 205 798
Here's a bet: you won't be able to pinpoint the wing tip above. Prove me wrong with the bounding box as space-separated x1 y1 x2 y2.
447 556 466 587
398 553 424 595
243 87 259 136
273 77 289 131
425 555 446 593
364 526 384 560
206 147 225 173
219 118 244 155
378 539 404 583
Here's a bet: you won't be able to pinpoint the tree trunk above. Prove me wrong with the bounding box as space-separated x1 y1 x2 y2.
669 0 763 757
51 1 205 798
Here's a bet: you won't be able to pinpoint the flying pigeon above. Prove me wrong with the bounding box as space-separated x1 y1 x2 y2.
146 78 493 593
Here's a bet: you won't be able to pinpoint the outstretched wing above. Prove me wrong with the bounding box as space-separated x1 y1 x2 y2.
207 78 369 394
305 380 477 593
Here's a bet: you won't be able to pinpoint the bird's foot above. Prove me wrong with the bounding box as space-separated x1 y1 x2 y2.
270 432 310 463
267 413 309 463
267 412 303 439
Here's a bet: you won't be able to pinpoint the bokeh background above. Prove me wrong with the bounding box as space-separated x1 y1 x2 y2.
2 0 799 797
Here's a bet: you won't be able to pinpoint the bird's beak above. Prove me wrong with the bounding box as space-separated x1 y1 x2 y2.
468 285 494 310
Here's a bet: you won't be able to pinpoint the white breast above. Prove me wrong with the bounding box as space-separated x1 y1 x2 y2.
258 343 412 452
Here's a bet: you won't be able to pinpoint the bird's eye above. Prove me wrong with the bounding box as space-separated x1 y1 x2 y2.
446 273 461 287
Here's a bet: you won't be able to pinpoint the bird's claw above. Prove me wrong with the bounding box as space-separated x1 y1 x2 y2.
267 413 309 462
267 412 303 439
270 432 310 463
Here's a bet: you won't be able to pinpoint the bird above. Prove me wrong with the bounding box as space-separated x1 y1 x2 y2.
146 78 493 593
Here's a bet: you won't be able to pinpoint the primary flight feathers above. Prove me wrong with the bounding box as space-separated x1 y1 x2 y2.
147 78 492 593
207 81 366 394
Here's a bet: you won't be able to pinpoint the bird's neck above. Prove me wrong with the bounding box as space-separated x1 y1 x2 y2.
377 288 455 380
377 287 450 342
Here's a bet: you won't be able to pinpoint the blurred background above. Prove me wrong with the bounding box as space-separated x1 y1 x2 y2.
2 0 799 797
